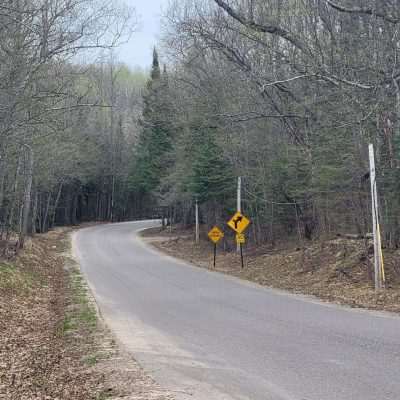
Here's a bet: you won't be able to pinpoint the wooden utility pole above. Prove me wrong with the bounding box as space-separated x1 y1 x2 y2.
237 177 242 253
368 144 384 290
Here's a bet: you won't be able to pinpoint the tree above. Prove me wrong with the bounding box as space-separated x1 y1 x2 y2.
187 126 235 225
0 0 137 250
130 49 175 203
155 0 400 246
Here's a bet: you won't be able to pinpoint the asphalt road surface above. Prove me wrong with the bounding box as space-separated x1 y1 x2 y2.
73 221 400 400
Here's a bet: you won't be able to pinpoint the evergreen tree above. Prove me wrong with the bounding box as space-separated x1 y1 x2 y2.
129 49 174 197
187 127 234 205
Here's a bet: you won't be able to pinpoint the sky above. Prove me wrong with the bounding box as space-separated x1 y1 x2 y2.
117 0 170 69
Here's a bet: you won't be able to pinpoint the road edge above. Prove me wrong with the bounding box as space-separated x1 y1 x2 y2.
138 226 400 321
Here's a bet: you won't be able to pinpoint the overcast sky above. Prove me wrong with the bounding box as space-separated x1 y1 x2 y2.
116 0 169 69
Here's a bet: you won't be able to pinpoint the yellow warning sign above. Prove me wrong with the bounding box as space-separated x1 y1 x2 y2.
208 226 224 244
227 211 250 234
236 233 245 244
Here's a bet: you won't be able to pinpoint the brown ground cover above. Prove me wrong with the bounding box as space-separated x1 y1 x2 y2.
143 226 400 313
0 228 173 400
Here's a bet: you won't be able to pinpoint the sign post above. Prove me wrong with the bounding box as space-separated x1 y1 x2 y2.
240 241 243 269
228 212 251 269
236 233 246 269
237 177 242 253
208 226 224 268
195 199 199 244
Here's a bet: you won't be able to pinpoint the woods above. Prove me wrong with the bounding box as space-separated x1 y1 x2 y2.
2 0 400 254
0 0 143 250
132 0 400 249
3 3 400 399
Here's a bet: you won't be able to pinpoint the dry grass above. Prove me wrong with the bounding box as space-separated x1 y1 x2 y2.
143 226 400 313
0 228 174 400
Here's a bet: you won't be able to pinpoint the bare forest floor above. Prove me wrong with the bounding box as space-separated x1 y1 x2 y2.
142 226 400 314
0 227 173 400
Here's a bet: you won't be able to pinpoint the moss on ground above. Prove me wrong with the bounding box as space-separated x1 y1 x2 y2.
61 267 97 335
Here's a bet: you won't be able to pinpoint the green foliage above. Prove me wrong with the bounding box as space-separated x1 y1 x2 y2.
186 128 235 204
0 263 42 293
117 64 147 87
129 49 175 196
61 268 97 336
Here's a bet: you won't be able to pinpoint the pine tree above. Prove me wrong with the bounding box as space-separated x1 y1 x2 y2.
187 128 234 204
129 49 174 197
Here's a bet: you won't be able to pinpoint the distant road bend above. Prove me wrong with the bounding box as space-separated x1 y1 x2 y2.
73 221 400 400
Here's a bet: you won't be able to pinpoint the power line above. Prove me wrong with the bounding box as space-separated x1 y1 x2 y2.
244 188 311 205
244 188 370 206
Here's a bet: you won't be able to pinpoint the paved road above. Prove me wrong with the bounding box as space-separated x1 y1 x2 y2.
73 221 400 400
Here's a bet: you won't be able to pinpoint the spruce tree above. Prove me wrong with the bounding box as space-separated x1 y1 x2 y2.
130 49 174 197
187 128 234 204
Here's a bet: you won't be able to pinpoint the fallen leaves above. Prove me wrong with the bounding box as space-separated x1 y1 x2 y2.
145 227 400 314
0 228 174 400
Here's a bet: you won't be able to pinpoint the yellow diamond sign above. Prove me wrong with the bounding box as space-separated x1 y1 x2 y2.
227 211 250 234
208 226 224 244
236 233 246 244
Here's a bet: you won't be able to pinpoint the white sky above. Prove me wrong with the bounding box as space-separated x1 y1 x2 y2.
117 0 170 69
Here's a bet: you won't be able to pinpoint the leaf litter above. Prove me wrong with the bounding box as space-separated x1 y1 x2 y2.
143 226 400 313
0 228 174 400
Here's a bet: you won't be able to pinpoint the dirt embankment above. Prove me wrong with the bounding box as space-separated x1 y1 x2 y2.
143 226 400 313
0 228 173 400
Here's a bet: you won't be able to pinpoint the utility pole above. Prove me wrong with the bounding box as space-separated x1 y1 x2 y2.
237 177 242 253
195 199 199 244
368 144 384 290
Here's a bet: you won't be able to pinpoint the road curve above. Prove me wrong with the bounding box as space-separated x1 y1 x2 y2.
73 221 400 400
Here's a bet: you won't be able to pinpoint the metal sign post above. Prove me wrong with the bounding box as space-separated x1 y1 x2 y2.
228 212 251 269
208 226 224 268
195 199 199 244
236 233 246 269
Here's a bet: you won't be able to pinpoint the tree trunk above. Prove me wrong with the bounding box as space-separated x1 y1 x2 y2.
31 190 38 234
41 192 52 233
51 181 63 227
18 146 33 248
0 155 5 213
71 195 78 225
110 174 115 221
6 154 22 240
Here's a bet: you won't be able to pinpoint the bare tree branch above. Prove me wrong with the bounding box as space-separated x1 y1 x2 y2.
216 112 306 122
326 0 399 24
213 0 312 55
260 75 312 90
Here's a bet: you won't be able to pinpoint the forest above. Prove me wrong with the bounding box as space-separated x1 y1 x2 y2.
0 0 144 250
1 0 400 252
134 0 400 249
